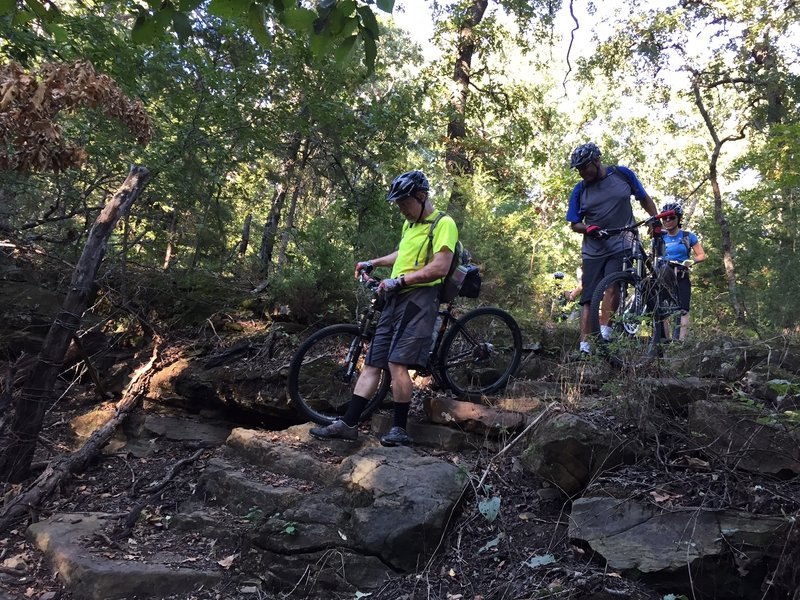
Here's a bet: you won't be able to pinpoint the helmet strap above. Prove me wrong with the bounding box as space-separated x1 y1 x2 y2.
414 192 427 223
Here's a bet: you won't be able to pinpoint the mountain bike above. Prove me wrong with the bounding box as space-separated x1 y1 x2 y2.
588 208 687 368
287 273 523 425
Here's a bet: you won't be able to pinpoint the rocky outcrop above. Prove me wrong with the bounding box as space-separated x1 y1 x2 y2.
146 327 302 422
570 497 790 572
570 496 792 599
688 399 800 476
518 411 642 495
642 376 726 414
204 425 467 590
672 337 800 382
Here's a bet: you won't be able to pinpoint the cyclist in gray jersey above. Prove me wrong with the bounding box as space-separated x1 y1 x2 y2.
565 142 658 357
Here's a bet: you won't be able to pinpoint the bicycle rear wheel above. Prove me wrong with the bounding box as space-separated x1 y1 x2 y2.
286 324 391 425
589 271 661 368
440 307 523 399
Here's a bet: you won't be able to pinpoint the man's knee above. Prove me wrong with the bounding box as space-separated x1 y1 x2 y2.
387 361 410 376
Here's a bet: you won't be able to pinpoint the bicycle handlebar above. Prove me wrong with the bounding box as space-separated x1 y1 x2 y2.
592 209 676 238
357 269 381 291
666 259 693 269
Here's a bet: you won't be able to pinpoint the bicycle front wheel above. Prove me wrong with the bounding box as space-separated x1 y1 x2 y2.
440 307 523 399
286 324 391 425
589 271 661 368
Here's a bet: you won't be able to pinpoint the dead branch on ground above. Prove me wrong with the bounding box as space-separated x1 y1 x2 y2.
0 338 162 535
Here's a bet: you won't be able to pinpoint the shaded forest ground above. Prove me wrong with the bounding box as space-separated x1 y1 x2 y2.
0 380 671 600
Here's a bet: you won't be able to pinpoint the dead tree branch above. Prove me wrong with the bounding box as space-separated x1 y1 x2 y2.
0 337 162 535
0 165 151 482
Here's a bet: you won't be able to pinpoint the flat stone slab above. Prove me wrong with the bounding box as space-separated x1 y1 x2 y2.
225 426 340 484
137 415 232 444
569 497 791 573
217 426 466 590
26 513 222 600
201 456 306 515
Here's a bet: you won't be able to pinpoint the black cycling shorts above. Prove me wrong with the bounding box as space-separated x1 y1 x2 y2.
676 272 691 312
365 285 440 370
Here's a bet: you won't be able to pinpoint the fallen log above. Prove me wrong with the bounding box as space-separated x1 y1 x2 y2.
0 338 162 535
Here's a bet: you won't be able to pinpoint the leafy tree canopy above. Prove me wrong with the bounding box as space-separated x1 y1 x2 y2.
0 0 395 71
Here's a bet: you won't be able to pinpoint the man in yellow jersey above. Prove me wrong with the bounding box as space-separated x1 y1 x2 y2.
310 170 458 446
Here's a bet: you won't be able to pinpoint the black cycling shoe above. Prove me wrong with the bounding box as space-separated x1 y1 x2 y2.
380 426 412 447
309 419 358 441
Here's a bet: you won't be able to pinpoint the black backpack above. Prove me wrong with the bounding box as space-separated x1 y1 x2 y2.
423 211 481 303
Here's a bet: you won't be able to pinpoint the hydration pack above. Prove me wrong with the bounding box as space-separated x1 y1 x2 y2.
423 211 481 303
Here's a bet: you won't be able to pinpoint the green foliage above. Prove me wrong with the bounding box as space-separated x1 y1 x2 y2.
2 0 393 72
265 215 354 324
1 0 799 340
727 123 800 332
281 521 298 535
243 506 264 522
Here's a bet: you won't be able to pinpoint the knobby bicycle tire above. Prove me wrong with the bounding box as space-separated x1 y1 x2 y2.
286 324 391 425
588 271 661 369
440 307 523 399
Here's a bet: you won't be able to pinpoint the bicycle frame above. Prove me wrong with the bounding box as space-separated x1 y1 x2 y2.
589 209 684 363
356 272 519 389
606 209 672 277
288 272 523 423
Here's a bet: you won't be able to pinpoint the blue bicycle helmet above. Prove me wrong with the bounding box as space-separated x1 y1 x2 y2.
569 142 601 169
387 170 429 203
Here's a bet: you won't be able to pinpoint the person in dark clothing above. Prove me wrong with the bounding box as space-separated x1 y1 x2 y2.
565 142 658 356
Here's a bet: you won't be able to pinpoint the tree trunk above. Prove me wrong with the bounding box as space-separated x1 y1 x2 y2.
445 0 488 221
691 77 747 325
278 182 301 270
259 186 286 273
258 120 306 277
277 137 311 270
0 165 151 483
239 213 252 257
162 208 177 270
189 183 222 271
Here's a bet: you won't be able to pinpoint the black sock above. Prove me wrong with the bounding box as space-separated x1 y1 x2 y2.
392 402 410 429
341 394 369 427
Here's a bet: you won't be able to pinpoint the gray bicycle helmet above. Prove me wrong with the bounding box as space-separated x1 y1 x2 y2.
661 202 684 220
387 170 429 203
569 142 601 169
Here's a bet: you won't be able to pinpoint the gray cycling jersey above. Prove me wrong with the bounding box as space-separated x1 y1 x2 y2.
579 172 637 259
